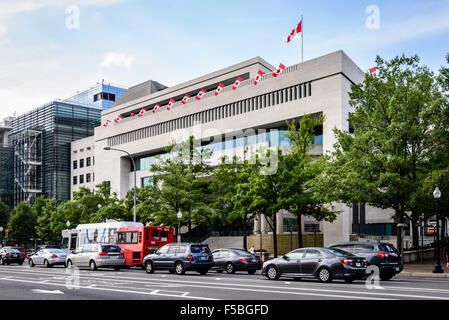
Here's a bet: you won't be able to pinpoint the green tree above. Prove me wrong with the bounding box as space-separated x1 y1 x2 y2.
34 197 58 244
151 137 213 241
0 199 9 230
282 115 337 248
313 55 444 255
125 184 162 224
50 201 88 238
7 202 37 245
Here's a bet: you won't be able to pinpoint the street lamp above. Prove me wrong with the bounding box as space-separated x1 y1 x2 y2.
104 145 137 222
177 211 182 243
0 226 3 247
433 187 444 273
66 221 70 229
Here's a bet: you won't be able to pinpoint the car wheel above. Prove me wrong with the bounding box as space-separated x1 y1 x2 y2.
380 273 394 281
175 262 185 275
0 258 3 265
198 269 208 275
144 261 154 274
44 260 50 268
317 267 332 283
18 261 23 266
89 260 97 271
29 259 35 267
248 269 256 275
225 263 235 274
66 260 73 269
266 265 279 280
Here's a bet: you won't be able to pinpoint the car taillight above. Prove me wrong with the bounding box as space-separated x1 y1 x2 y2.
376 253 388 258
210 256 214 261
5 253 10 257
364 259 367 265
340 259 353 265
187 254 194 261
120 252 124 256
50 254 58 258
98 252 108 256
258 259 262 262
240 257 250 262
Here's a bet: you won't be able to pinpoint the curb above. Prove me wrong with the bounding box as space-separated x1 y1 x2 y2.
397 272 449 279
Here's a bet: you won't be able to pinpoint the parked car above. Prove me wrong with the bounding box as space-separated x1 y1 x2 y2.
28 248 68 268
143 243 214 275
262 247 367 283
328 241 402 280
211 248 262 274
65 243 125 271
0 247 25 265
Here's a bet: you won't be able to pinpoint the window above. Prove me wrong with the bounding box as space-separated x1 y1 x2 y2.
168 246 179 254
86 173 91 183
79 174 84 184
86 157 91 167
157 246 169 254
304 249 323 258
286 249 305 259
79 159 84 168
73 176 77 185
73 160 77 170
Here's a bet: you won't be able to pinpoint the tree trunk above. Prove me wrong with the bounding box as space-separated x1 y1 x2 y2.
411 216 419 249
188 218 192 242
297 214 303 248
243 217 248 251
396 208 404 260
273 212 278 258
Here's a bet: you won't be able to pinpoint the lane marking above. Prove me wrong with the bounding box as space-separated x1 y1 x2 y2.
31 289 64 294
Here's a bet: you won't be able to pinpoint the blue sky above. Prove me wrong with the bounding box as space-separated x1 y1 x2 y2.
1 0 449 119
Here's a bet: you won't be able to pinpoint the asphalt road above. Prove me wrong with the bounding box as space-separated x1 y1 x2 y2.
0 264 448 300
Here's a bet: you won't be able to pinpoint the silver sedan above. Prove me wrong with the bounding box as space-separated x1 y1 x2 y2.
29 249 68 268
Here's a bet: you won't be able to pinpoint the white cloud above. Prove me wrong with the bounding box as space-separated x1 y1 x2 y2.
101 52 135 70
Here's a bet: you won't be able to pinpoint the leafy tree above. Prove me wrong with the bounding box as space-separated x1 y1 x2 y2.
34 197 58 244
50 201 89 238
0 199 9 230
151 137 213 241
282 115 337 248
312 55 444 255
125 184 162 224
7 202 37 245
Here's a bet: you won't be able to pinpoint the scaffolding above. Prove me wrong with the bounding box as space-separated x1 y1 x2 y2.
9 129 43 205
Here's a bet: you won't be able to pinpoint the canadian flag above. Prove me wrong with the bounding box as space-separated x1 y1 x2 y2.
369 67 377 77
273 64 286 77
233 77 243 90
114 115 123 123
254 70 264 85
424 124 435 135
138 108 148 117
215 83 224 96
287 19 302 43
196 89 206 100
103 120 112 127
181 95 190 104
152 104 160 113
130 113 136 117
167 99 175 110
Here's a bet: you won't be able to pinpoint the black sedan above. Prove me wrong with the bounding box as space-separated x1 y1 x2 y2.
0 247 25 265
211 248 262 274
329 241 402 280
261 247 367 283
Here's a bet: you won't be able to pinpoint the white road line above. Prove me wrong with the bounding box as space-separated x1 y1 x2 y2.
31 289 64 294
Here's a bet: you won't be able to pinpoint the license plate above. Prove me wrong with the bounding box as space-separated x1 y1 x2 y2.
200 256 208 261
395 267 400 272
252 259 256 263
356 263 361 267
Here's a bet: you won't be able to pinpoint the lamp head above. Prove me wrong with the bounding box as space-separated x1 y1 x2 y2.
433 187 441 199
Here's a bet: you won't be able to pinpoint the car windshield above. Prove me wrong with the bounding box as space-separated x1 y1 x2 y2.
190 245 211 254
6 249 20 254
326 248 355 257
232 249 252 256
101 245 122 253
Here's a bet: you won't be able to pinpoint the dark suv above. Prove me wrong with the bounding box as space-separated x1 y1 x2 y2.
142 243 214 275
329 241 402 280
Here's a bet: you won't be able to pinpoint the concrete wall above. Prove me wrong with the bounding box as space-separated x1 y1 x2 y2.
248 233 324 257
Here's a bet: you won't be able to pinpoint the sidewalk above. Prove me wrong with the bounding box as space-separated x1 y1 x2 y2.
398 261 449 279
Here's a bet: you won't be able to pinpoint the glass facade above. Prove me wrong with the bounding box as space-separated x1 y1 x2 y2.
132 128 323 172
10 101 101 204
63 83 127 110
0 144 14 208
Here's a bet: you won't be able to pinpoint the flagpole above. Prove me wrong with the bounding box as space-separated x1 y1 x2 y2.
301 14 304 63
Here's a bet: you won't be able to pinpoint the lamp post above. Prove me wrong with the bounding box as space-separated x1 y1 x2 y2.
0 226 3 247
177 211 182 243
433 187 444 273
104 146 137 222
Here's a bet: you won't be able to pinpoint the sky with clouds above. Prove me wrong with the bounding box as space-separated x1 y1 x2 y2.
1 0 449 119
